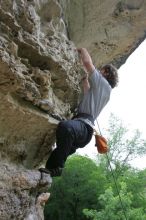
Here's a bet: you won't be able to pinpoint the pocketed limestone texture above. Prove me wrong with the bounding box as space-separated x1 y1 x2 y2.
0 162 52 220
0 0 146 219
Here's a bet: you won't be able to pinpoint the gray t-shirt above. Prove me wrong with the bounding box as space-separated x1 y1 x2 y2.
78 69 111 121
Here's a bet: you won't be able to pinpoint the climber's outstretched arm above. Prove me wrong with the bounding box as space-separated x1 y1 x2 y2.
77 48 95 75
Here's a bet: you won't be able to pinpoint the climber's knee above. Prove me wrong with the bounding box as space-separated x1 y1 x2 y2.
56 121 75 144
57 120 73 134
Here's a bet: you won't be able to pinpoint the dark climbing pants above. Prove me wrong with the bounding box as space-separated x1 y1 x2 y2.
45 119 93 169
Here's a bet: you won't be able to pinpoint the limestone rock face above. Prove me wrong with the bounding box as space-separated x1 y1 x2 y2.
62 0 146 67
0 0 81 165
0 0 80 219
0 0 146 219
0 162 52 220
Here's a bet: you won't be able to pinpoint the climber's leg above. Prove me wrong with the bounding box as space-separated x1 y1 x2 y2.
45 120 93 170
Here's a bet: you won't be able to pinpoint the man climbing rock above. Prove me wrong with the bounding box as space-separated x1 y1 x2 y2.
39 48 119 177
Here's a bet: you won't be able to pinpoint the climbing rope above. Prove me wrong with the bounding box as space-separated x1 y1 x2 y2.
96 120 128 220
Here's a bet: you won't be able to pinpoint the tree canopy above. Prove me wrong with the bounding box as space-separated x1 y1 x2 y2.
44 115 146 220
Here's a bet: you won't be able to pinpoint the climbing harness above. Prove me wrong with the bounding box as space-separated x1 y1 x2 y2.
96 120 128 220
78 118 109 154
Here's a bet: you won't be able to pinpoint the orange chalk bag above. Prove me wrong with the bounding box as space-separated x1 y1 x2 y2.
95 132 109 154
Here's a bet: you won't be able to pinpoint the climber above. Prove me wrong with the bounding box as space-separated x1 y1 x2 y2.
39 48 119 177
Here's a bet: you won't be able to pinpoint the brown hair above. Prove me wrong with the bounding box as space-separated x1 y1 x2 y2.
100 64 119 88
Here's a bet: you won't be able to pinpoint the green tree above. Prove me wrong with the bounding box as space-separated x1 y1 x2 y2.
83 114 146 220
44 114 146 220
97 114 146 180
119 168 146 210
44 155 107 220
98 114 146 216
106 114 146 168
83 182 146 220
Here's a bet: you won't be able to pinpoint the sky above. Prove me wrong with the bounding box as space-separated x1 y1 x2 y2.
77 39 146 169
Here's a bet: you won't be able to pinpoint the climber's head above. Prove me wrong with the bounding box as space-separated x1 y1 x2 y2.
100 64 119 88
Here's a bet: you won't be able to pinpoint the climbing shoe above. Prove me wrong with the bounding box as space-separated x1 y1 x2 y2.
39 167 63 177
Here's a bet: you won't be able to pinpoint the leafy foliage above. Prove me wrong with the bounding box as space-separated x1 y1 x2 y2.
107 114 146 164
44 155 107 220
83 182 146 220
44 114 146 220
98 114 146 178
